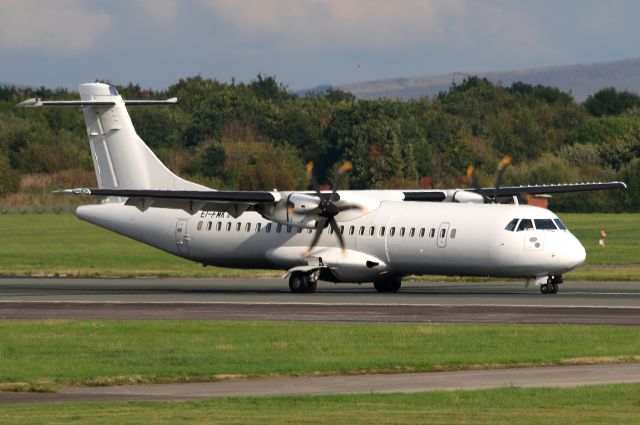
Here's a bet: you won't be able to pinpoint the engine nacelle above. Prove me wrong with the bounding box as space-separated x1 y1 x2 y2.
257 191 375 229
449 190 486 203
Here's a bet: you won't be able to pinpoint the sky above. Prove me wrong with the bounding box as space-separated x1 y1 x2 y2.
1 0 640 91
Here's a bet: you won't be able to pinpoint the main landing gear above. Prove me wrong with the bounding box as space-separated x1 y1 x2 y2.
373 278 402 293
288 271 318 294
540 275 563 294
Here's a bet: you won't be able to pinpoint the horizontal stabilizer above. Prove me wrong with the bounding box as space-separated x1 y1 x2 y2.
17 97 177 108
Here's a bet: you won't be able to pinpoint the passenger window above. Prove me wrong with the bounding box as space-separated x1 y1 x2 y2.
245 223 251 232
534 219 556 230
379 227 385 237
236 222 241 232
440 228 446 238
451 229 457 239
390 227 396 237
369 226 375 236
287 225 292 233
276 224 282 233
340 226 344 234
429 228 435 238
400 227 406 237
265 223 271 233
256 223 261 232
359 226 365 236
516 219 533 232
554 218 567 230
197 221 203 231
409 228 415 237
206 221 212 231
216 222 222 231
226 222 231 231
505 218 519 231
419 228 425 237
349 226 355 235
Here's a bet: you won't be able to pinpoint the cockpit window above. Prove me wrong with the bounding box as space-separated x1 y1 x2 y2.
554 218 567 230
109 86 119 96
516 219 533 232
505 218 519 231
534 219 557 230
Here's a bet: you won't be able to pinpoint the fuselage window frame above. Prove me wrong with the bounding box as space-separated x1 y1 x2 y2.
409 227 415 237
206 221 212 231
236 222 242 232
349 226 355 235
216 222 222 231
516 219 534 232
359 226 365 236
505 218 519 232
379 226 385 237
266 223 272 233
256 223 261 232
276 223 282 233
400 227 405 237
197 221 203 231
429 228 435 238
226 222 232 231
419 228 425 237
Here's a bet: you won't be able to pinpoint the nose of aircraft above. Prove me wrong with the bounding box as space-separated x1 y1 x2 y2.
564 235 586 269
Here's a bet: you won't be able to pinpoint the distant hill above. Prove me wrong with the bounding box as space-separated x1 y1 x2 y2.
310 58 640 102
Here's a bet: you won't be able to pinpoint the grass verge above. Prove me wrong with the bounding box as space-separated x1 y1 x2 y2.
1 321 640 392
2 385 640 424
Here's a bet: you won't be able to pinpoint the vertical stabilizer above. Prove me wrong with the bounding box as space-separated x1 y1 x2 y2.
78 83 206 190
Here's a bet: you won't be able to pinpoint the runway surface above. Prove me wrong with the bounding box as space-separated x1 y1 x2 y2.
1 278 639 324
3 363 640 404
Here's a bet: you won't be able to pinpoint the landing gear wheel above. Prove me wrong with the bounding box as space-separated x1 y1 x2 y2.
288 272 317 294
373 278 402 293
540 282 559 294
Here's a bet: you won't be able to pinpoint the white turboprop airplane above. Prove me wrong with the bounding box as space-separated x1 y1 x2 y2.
19 83 627 294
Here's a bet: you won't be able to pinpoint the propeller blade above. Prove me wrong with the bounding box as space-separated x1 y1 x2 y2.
331 161 352 197
306 217 327 255
493 155 511 202
337 204 363 212
328 217 346 252
466 164 490 203
306 161 322 196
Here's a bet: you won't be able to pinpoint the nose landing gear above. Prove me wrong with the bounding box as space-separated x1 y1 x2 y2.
289 271 318 294
541 275 563 294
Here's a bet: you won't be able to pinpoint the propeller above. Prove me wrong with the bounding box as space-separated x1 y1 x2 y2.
301 161 360 255
466 155 512 204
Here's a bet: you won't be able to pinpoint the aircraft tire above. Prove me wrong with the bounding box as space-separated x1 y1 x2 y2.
373 278 402 293
550 283 559 294
304 279 317 294
541 284 549 294
289 272 308 293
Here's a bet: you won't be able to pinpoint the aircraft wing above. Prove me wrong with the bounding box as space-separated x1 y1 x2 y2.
473 181 627 197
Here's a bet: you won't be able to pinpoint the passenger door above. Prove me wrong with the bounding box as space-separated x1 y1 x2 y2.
175 219 190 254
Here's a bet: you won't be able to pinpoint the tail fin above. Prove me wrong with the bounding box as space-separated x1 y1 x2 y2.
19 82 207 190
78 83 205 190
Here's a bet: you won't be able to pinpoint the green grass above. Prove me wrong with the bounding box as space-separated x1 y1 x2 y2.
2 385 640 424
0 213 638 279
0 213 277 278
1 321 640 391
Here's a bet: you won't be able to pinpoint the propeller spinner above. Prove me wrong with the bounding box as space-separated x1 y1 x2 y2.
302 161 361 255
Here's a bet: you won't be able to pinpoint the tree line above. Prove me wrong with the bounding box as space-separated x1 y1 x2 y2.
0 74 638 212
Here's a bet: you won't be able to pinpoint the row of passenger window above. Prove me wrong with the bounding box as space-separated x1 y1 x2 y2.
196 220 457 239
504 218 567 232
